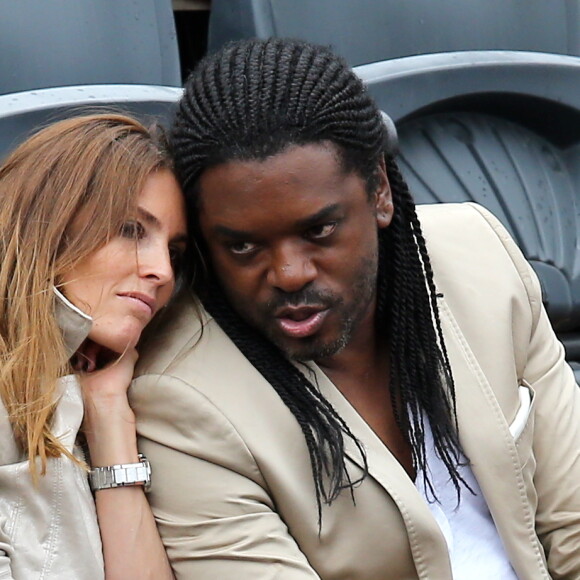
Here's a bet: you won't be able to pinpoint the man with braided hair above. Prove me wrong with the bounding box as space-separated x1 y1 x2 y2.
130 38 580 579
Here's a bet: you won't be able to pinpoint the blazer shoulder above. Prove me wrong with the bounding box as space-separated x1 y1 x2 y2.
135 292 266 394
133 291 294 444
417 202 514 250
417 202 541 311
136 290 211 375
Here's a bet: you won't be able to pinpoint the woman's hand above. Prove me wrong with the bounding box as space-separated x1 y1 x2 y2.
77 343 140 467
79 343 137 406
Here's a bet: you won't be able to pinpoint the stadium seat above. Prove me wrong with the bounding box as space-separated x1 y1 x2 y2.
0 0 183 160
208 0 580 65
0 0 181 95
0 85 183 161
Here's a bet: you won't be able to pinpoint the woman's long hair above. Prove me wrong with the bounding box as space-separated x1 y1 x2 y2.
0 113 172 480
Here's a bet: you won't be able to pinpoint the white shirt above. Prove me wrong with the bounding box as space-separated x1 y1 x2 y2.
416 417 519 580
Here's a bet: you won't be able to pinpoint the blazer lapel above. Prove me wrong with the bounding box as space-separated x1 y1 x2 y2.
302 363 453 579
437 298 547 578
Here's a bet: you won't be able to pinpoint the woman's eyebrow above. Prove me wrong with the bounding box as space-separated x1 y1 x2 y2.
136 206 160 227
137 206 188 244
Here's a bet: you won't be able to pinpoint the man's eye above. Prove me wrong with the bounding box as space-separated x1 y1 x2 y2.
308 222 336 240
228 241 257 255
119 220 145 239
169 246 185 273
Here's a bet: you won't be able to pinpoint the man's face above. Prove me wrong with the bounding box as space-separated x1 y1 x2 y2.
197 142 393 361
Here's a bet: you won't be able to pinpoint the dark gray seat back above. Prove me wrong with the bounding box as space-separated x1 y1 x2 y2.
208 0 580 65
0 85 183 162
0 0 181 95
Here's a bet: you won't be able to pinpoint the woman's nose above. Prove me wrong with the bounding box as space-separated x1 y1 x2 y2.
138 244 175 286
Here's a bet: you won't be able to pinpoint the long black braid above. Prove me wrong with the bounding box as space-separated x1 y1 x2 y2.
171 38 468 521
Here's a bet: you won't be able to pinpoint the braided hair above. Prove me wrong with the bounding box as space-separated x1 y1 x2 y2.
171 38 468 521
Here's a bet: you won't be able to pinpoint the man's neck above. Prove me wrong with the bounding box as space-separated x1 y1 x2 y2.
314 308 385 388
314 314 415 479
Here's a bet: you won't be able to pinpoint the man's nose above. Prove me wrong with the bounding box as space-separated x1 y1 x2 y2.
266 244 317 293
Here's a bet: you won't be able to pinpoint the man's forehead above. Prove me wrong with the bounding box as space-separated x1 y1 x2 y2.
198 142 357 199
199 140 346 184
196 146 370 239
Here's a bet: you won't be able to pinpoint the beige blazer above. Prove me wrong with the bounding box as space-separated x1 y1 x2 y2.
131 203 580 580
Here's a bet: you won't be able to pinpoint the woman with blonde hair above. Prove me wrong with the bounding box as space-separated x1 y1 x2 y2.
0 113 187 579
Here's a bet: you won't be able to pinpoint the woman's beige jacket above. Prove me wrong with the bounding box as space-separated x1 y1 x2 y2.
0 292 103 580
131 203 580 579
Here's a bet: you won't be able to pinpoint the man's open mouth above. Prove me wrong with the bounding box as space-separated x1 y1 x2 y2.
274 306 329 338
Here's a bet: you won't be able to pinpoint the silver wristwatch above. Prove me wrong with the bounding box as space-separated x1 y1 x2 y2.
89 454 151 492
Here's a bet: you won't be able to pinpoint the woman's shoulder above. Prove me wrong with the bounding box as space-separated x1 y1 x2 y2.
0 375 84 466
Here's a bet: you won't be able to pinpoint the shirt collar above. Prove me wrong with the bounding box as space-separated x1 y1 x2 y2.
53 287 93 357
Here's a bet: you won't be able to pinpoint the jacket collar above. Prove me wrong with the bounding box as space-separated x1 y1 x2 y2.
53 287 92 357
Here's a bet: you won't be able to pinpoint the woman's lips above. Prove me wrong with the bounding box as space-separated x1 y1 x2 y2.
276 309 328 338
117 293 155 317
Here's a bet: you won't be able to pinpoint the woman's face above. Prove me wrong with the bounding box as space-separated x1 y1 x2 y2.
61 169 187 354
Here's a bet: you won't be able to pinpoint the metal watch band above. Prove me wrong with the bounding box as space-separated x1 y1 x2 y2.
89 453 151 492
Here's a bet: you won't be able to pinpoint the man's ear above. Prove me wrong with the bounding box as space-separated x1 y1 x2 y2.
375 157 393 229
